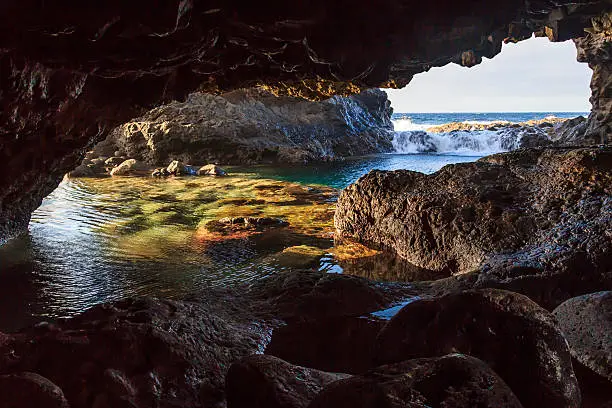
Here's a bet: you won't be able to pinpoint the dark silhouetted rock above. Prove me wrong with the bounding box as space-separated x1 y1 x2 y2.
308 354 523 408
375 289 580 408
553 292 612 383
226 354 349 408
0 297 273 408
0 372 69 408
266 316 386 374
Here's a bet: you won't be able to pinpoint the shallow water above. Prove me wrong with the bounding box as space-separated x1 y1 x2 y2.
0 153 479 332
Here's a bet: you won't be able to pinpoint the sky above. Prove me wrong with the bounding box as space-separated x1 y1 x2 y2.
385 36 592 113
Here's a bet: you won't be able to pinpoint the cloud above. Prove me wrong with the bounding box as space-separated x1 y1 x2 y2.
384 37 592 113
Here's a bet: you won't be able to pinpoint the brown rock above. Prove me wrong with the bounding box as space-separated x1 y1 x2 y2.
109 159 148 176
308 354 524 408
375 289 580 408
336 147 612 309
265 316 386 374
226 354 349 408
553 292 612 382
198 164 227 176
0 372 69 408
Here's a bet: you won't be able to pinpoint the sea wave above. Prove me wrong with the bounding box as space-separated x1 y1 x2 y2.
391 128 540 156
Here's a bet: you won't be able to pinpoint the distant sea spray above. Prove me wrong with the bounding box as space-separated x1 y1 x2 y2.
390 112 588 155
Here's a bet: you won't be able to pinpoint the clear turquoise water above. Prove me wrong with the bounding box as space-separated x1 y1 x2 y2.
232 153 481 189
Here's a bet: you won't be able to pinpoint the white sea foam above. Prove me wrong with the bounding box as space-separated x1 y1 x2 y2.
392 128 530 156
392 117 431 132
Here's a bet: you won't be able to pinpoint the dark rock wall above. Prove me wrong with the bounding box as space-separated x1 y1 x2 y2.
575 13 611 144
0 2 610 243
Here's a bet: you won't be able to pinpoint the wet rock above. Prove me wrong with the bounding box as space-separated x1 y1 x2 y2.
550 116 589 145
308 354 523 408
68 162 101 177
109 159 148 176
0 372 69 408
375 289 580 408
336 147 612 308
226 354 349 408
392 131 437 153
553 292 612 382
151 167 171 177
269 245 327 269
252 270 413 321
197 164 227 176
166 160 195 176
265 316 385 374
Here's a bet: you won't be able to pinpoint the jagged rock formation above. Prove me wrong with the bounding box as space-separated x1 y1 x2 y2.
335 147 612 307
0 1 610 243
575 13 612 144
96 88 393 165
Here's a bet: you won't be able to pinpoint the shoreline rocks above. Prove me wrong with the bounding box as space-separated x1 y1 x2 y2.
335 147 612 308
1 270 610 407
95 88 394 167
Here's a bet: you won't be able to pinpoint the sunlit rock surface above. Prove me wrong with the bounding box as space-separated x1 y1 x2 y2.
336 147 612 307
0 1 610 243
101 88 393 165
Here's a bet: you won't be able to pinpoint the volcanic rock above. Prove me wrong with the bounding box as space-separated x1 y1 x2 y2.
104 89 393 166
336 147 612 308
308 354 523 408
109 159 148 176
0 3 609 243
198 164 227 176
0 372 69 408
553 292 612 383
225 354 349 408
374 289 580 408
265 316 386 374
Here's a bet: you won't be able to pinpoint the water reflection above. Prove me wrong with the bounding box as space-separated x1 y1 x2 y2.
0 154 478 332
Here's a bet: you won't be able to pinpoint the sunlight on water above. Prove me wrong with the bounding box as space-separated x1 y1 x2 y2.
0 154 479 331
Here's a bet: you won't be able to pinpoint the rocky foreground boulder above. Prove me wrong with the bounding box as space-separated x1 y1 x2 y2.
335 147 612 308
88 88 393 166
1 269 611 407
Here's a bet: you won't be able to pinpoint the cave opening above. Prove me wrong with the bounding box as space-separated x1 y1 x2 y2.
0 3 610 407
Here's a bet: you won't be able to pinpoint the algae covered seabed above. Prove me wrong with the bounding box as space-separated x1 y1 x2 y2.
0 171 437 331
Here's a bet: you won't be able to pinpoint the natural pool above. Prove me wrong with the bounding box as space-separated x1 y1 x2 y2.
0 153 480 331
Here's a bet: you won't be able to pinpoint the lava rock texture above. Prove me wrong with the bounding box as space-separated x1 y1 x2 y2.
102 88 393 165
336 147 612 308
0 0 610 243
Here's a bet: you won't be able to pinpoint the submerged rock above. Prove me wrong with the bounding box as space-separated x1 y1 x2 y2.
226 354 349 408
308 354 523 408
375 289 581 408
204 217 290 234
553 292 612 383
